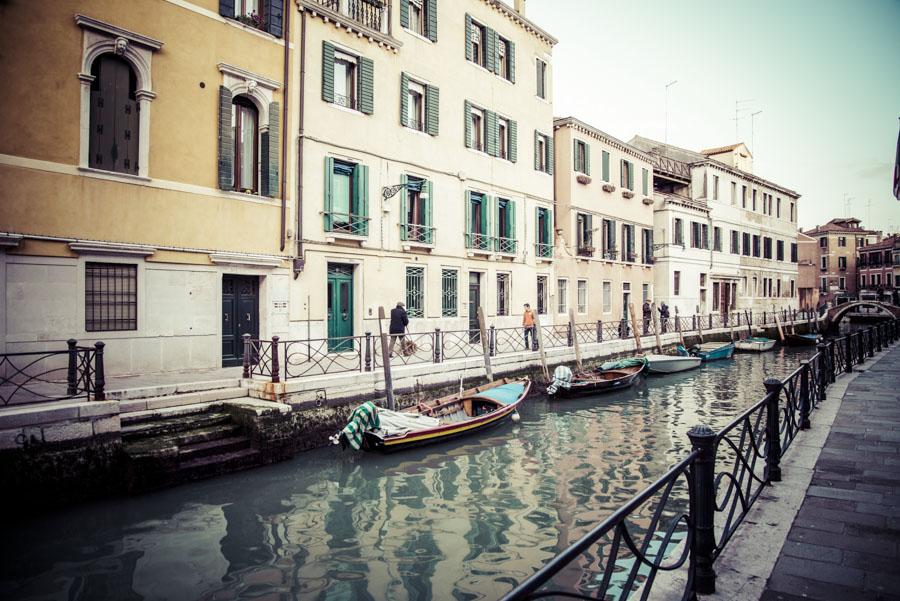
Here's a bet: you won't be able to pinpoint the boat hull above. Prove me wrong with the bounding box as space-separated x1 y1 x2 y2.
696 343 735 362
644 355 702 373
782 334 820 347
734 338 776 352
550 364 646 398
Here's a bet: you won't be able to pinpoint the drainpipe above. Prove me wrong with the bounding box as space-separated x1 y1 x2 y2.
294 7 307 277
279 0 291 251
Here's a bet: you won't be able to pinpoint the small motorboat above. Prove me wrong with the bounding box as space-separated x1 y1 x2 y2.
782 333 820 347
643 354 702 374
734 337 776 352
334 378 531 453
547 360 647 398
677 342 735 362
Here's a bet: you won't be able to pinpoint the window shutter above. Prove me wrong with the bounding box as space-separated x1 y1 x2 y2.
628 162 634 190
357 164 369 220
584 142 591 176
425 84 439 136
359 57 374 115
508 40 516 82
642 168 648 195
493 197 501 250
400 0 409 29
217 85 234 190
611 219 616 251
573 139 578 170
464 14 473 62
324 157 334 231
533 130 540 170
424 180 433 230
400 72 410 127
321 42 335 103
485 110 498 156
219 0 235 17
620 159 626 188
586 214 593 246
485 27 497 72
464 100 472 148
509 200 516 245
399 174 408 240
602 150 609 182
483 195 491 239
547 136 554 175
426 0 438 41
534 206 540 244
465 192 472 244
265 101 279 197
508 119 517 163
545 209 553 246
266 0 284 37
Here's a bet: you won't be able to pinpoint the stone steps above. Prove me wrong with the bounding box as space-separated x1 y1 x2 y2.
119 387 248 414
176 448 260 476
177 435 251 463
122 410 233 442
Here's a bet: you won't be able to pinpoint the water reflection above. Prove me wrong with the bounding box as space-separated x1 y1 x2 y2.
0 348 813 601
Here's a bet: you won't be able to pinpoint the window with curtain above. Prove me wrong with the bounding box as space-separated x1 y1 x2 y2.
232 96 259 193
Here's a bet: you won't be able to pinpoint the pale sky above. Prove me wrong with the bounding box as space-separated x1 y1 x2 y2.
521 0 900 233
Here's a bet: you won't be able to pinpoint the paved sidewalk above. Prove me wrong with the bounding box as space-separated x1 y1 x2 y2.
761 347 900 601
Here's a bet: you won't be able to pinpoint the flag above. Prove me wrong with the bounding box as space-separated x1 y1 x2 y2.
895 119 900 200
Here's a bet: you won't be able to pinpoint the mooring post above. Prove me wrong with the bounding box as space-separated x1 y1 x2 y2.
477 306 493 381
688 424 718 595
489 325 497 357
535 321 550 382
433 329 441 364
569 308 583 371
93 341 106 401
596 320 603 343
845 335 853 373
270 336 281 383
764 378 782 482
66 338 79 395
652 302 662 353
816 342 829 400
629 302 642 353
675 307 686 347
242 334 251 379
566 321 573 347
799 360 811 430
377 306 396 410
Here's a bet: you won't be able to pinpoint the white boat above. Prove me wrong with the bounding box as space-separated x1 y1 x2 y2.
734 337 776 352
643 354 702 374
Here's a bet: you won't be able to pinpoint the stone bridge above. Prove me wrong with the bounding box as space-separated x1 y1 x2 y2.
826 301 900 326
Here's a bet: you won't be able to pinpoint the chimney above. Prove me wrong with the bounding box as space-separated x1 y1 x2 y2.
514 0 526 15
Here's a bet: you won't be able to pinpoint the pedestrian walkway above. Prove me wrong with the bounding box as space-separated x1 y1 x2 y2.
760 347 900 601
105 366 245 398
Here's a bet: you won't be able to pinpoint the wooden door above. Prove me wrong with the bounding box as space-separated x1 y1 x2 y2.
327 264 354 352
222 275 259 367
468 272 481 343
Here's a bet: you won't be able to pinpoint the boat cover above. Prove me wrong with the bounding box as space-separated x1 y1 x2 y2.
547 365 573 395
476 383 526 405
377 409 440 436
337 401 379 450
599 357 648 371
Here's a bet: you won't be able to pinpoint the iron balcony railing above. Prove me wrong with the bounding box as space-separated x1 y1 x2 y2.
306 0 390 34
602 248 619 260
402 223 434 244
325 212 370 236
466 232 493 251
576 245 595 257
406 118 425 132
495 236 517 254
333 93 358 110
535 242 553 259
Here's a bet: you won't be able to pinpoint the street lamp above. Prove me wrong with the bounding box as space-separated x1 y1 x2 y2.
664 80 677 145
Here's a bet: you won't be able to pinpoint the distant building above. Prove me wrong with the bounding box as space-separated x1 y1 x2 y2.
858 234 898 302
802 218 880 304
796 232 820 310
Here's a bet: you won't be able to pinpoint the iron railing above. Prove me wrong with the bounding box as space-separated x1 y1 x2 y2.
535 242 553 259
466 232 493 251
306 0 389 34
402 223 434 245
0 339 106 406
325 212 370 236
496 236 518 254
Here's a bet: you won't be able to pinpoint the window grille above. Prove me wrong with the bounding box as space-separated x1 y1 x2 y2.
441 269 458 317
406 266 425 318
85 262 137 332
497 273 509 316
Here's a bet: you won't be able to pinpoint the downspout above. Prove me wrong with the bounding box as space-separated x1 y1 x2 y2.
294 7 307 277
279 0 291 251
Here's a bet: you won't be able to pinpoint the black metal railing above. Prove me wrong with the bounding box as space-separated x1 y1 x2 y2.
0 339 106 406
502 321 899 600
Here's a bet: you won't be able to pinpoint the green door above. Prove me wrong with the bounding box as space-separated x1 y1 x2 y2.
327 264 354 352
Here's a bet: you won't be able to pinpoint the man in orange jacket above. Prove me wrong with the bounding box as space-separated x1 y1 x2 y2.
522 303 537 350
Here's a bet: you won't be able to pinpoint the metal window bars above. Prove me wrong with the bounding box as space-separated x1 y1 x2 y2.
466 232 493 251
326 212 370 236
402 223 435 244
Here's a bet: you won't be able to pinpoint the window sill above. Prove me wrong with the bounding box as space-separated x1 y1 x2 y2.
328 102 364 116
404 125 433 137
78 166 151 183
402 28 434 44
223 16 281 41
402 240 434 251
326 232 369 245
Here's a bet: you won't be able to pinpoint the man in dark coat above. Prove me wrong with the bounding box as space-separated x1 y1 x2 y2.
389 302 409 356
659 302 670 333
642 300 652 335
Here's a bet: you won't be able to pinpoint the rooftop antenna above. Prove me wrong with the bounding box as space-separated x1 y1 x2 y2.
733 99 755 140
865 198 871 227
750 110 763 157
842 193 853 218
664 80 677 145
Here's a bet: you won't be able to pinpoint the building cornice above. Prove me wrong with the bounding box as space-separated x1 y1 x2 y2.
693 159 800 199
297 0 402 53
481 0 557 46
69 241 157 257
74 14 164 51
553 117 653 164
210 252 285 268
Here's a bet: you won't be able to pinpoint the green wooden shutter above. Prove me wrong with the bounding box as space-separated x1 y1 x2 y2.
483 195 491 241
508 119 517 163
464 14 473 62
217 85 233 190
544 208 552 248
584 142 591 176
586 214 593 247
324 157 334 231
642 168 648 195
508 40 516 83
602 150 609 182
399 174 408 240
399 0 409 29
464 100 472 148
509 200 516 249
265 0 284 38
534 206 540 247
400 72 409 127
628 162 634 190
533 130 540 170
264 101 279 197
425 84 439 136
424 180 433 243
465 191 472 246
620 159 626 187
610 219 617 253
485 110 498 156
426 0 437 41
321 42 335 103
493 197 502 250
485 27 497 72
359 57 374 115
547 136 554 175
357 164 369 235
573 139 578 171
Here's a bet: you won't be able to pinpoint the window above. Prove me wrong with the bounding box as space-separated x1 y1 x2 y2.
776 240 784 261
712 175 719 200
498 118 509 160
85 262 137 332
400 176 432 244
601 150 610 182
465 191 490 250
730 230 739 254
861 274 867 287
622 224 636 262
820 277 827 293
557 279 568 314
838 236 847 247
673 218 684 246
574 140 589 174
88 55 139 175
763 237 772 259
790 202 795 222
819 237 828 248
700 273 707 287
536 58 548 99
407 0 424 35
713 226 722 252
602 281 612 313
225 0 284 36
602 218 617 259
821 255 828 270
333 49 358 110
406 79 425 131
875 274 882 286
690 222 702 249
839 276 846 290
752 235 760 257
577 280 588 314
534 131 552 174
576 213 593 256
776 197 781 218
641 228 654 265
402 0 436 40
536 206 553 258
790 280 795 298
469 106 485 151
642 283 650 303
752 189 757 211
790 242 798 262
642 168 649 196
673 271 681 296
496 198 517 253
498 37 512 81
497 273 510 316
713 282 720 311
702 224 709 250
742 232 751 256
742 185 748 208
731 182 737 205
753 276 758 296
621 159 634 190
469 19 486 67
838 256 847 271
441 269 458 317
325 158 369 236
537 275 548 314
231 96 259 193
405 266 425 317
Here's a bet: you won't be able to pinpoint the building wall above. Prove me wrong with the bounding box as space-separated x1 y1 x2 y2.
808 228 880 303
651 195 712 316
797 234 820 310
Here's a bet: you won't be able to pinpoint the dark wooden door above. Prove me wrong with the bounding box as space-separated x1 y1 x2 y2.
468 272 481 343
89 54 139 175
222 275 259 367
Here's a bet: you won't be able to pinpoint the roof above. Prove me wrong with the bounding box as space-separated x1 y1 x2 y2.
858 234 897 252
701 143 752 158
484 0 557 46
554 117 653 163
803 218 879 236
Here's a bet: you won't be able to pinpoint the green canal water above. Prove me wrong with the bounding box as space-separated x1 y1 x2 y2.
0 347 815 601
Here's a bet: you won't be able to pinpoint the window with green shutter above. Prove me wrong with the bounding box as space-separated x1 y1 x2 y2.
425 84 439 136
574 140 590 175
441 269 458 317
495 198 516 253
466 191 491 250
323 43 373 114
534 131 552 174
324 158 369 236
485 110 498 157
535 207 552 258
601 150 610 182
400 175 433 244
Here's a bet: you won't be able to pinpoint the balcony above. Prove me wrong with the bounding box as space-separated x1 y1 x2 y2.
577 245 595 258
624 252 637 263
466 232 493 252
402 223 434 245
496 237 518 254
325 212 370 237
602 248 619 261
535 242 553 259
303 0 392 37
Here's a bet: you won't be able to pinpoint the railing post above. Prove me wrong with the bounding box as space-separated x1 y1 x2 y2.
857 332 866 365
433 329 441 363
242 334 251 379
799 360 811 430
489 325 496 357
816 342 829 400
709 313 713 329
692 314 697 331
764 378 782 482
868 327 875 357
875 325 883 352
364 332 372 371
271 336 281 384
566 322 573 347
93 341 105 401
845 335 853 373
66 338 79 395
688 424 717 595
596 320 603 343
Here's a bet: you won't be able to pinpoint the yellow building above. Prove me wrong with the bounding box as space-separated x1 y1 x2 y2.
0 0 296 374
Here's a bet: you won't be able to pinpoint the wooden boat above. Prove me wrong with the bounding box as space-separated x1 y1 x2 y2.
677 342 735 362
643 354 702 374
734 337 776 352
548 362 646 398
357 378 531 453
782 333 820 347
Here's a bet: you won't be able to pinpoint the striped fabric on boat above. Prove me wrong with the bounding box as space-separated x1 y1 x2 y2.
341 402 380 450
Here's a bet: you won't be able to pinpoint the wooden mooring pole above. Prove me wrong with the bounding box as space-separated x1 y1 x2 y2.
568 308 583 371
629 302 642 353
652 302 662 353
477 306 493 381
377 306 396 410
675 307 686 347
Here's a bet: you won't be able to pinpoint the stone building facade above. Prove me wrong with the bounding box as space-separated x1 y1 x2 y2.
802 218 880 304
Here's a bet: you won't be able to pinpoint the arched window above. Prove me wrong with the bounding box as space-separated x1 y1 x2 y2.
232 96 259 193
89 54 139 175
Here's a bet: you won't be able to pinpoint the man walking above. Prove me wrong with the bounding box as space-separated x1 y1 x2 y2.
389 301 409 357
659 302 670 333
522 303 537 350
642 299 652 335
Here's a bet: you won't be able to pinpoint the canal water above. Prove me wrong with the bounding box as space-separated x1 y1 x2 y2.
0 347 815 601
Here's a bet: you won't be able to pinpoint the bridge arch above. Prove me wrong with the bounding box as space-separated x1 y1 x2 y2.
826 301 900 326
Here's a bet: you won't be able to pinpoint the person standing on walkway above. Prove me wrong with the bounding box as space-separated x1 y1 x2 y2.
659 302 670 333
522 303 537 350
642 300 652 335
389 302 409 357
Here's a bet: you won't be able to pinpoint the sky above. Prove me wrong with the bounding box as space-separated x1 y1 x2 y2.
519 0 900 233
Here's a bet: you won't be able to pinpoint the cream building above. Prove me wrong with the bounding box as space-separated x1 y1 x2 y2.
0 0 297 375
553 118 655 328
291 0 557 345
630 138 801 316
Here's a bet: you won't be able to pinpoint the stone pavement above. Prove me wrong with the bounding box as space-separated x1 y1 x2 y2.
760 346 900 601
